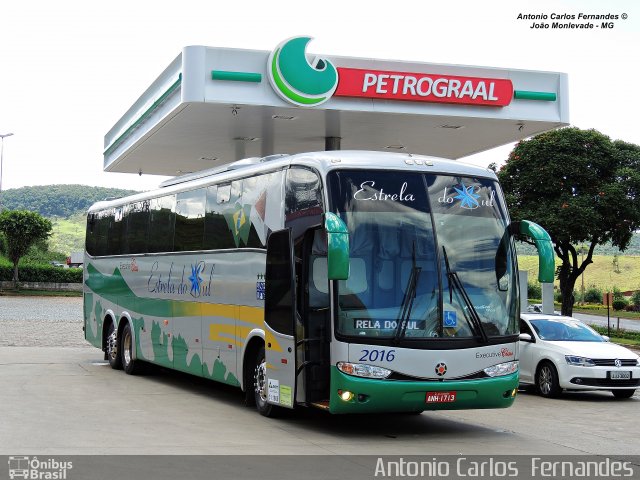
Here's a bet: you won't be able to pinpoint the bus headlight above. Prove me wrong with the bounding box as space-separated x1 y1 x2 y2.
337 362 392 379
484 361 519 377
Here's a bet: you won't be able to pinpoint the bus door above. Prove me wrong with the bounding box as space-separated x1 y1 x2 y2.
264 228 297 409
299 227 331 405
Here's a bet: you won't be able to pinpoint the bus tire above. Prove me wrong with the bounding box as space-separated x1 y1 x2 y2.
121 322 140 375
254 345 279 417
106 321 122 370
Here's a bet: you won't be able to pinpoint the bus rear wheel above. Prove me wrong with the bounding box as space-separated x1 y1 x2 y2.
254 345 278 417
106 322 122 370
121 323 140 375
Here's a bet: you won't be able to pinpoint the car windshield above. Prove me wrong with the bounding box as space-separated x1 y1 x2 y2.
529 318 604 342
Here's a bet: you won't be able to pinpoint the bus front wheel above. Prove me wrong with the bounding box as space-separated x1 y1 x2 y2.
254 346 278 417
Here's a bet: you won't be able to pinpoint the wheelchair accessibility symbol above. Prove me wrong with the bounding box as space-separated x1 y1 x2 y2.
444 311 457 328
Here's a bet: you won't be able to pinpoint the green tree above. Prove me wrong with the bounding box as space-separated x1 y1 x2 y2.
498 128 640 316
0 210 53 285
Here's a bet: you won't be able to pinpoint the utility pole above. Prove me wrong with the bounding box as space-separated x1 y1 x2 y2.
0 132 15 210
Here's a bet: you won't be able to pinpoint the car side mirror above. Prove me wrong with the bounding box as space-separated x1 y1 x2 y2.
519 333 533 342
601 335 610 342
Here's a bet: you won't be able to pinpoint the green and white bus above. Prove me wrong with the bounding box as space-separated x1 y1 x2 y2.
84 150 553 416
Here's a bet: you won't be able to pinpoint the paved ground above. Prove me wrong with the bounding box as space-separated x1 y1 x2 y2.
0 295 638 462
0 296 87 348
1 346 638 457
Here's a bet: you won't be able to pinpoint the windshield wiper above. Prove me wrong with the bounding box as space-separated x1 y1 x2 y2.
394 241 421 343
442 246 489 343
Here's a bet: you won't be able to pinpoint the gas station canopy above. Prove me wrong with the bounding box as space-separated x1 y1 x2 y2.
104 37 569 176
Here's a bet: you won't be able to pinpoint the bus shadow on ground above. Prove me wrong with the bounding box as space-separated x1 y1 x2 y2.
131 361 511 440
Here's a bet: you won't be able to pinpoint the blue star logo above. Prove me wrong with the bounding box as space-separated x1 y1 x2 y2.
453 183 480 209
189 263 204 297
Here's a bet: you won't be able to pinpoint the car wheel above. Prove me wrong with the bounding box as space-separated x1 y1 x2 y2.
536 362 561 398
106 322 122 370
612 389 635 399
253 345 279 417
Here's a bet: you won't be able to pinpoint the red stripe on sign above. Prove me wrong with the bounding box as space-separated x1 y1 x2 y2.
281 359 288 364
335 67 512 107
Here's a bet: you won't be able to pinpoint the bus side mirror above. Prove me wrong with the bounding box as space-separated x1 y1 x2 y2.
324 212 350 280
510 220 555 284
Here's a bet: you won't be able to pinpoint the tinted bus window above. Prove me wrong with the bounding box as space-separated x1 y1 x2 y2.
285 168 323 239
148 195 176 253
93 209 111 256
203 181 241 249
108 207 126 255
174 189 206 251
124 200 150 254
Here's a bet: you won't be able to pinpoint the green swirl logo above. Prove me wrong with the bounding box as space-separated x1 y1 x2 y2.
268 36 338 107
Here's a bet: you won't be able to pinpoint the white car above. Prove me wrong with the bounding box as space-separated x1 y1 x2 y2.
519 313 640 399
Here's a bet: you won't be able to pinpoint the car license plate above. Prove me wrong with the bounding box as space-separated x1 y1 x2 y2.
609 371 631 380
426 391 456 403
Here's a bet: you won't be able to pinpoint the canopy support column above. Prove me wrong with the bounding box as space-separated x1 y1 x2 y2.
325 136 341 151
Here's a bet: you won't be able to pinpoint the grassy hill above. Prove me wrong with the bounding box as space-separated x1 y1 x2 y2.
49 213 87 255
1 184 137 217
518 255 640 293
1 184 138 256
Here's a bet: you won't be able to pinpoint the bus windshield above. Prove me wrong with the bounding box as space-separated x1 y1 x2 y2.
327 170 518 344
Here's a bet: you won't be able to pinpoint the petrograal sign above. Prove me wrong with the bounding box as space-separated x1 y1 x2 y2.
267 37 513 107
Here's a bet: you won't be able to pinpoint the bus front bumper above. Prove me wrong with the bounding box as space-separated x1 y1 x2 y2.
328 367 518 414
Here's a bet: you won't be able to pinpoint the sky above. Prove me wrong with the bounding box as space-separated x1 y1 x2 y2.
0 0 638 192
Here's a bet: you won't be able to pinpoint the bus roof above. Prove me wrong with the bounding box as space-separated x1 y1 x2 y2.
89 150 495 212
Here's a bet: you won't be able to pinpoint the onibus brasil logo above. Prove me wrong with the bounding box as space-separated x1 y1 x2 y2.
268 36 338 107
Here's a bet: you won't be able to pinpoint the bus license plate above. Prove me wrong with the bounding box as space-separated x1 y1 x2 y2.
426 391 456 403
609 371 631 380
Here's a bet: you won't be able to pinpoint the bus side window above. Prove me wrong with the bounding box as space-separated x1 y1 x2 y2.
91 210 110 256
148 195 176 253
204 183 240 250
285 168 324 240
124 200 150 254
108 207 125 255
174 188 206 252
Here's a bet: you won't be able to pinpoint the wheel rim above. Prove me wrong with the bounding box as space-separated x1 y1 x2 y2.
539 366 552 395
254 358 268 404
107 329 117 361
123 330 132 367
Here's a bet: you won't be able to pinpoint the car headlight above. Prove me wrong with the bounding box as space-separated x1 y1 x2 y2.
565 355 595 367
337 362 392 379
484 361 519 377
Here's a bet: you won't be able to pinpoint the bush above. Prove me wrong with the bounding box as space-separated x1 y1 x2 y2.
632 290 640 309
574 303 606 311
612 298 628 311
527 282 541 299
584 286 603 304
554 290 578 303
0 264 82 283
612 286 624 301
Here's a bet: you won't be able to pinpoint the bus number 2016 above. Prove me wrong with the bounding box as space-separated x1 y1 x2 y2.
359 349 396 362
